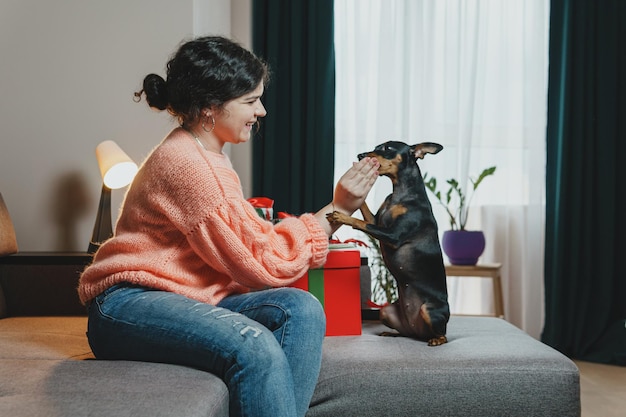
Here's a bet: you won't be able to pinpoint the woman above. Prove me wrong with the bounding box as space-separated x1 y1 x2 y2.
78 36 379 417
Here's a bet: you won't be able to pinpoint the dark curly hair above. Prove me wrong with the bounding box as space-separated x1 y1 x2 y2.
136 36 269 125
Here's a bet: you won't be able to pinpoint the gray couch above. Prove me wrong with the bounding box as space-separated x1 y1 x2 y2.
0 275 581 417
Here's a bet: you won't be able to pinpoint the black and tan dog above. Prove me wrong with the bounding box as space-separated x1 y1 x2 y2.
327 141 449 346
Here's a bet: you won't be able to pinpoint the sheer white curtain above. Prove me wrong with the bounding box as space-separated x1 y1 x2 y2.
334 0 550 338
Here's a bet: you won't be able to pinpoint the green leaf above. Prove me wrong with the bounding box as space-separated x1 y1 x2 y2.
422 166 496 232
471 166 496 190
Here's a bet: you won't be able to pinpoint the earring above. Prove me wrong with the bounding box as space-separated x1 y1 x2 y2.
202 114 215 133
132 90 143 103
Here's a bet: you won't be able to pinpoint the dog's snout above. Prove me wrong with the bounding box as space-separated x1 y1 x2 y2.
357 152 369 160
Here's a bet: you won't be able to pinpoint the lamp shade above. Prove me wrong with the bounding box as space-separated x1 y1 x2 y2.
95 140 138 189
88 140 137 253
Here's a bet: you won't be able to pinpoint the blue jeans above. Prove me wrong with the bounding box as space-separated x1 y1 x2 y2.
87 284 326 417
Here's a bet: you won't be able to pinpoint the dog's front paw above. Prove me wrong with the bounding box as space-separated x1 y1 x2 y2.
326 211 347 225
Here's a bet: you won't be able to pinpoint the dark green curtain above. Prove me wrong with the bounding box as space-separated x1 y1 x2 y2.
251 0 335 215
542 0 626 365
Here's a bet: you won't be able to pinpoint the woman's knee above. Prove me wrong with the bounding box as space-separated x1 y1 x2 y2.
281 288 325 321
222 287 326 343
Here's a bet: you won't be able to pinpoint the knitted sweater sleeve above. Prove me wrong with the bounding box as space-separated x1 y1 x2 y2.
189 205 328 288
147 135 329 289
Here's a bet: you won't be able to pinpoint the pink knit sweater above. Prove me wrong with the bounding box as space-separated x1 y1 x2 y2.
78 128 329 305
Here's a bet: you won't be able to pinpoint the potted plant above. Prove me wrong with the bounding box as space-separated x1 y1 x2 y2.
423 166 496 265
364 234 397 305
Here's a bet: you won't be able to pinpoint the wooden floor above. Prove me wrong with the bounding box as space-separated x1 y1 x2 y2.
576 360 626 417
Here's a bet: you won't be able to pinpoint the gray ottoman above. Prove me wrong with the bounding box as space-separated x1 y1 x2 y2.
308 316 580 417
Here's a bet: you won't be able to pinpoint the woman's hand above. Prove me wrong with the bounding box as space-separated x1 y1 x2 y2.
332 157 380 215
313 157 379 236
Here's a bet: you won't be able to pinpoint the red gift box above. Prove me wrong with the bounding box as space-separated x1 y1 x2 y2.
290 248 362 336
247 197 274 221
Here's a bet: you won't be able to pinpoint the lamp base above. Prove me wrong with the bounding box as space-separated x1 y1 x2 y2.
87 241 102 254
88 184 113 254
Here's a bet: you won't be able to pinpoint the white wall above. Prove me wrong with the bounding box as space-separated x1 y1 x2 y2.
0 0 251 251
229 0 254 198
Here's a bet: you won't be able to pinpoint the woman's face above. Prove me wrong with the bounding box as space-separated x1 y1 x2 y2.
211 82 267 147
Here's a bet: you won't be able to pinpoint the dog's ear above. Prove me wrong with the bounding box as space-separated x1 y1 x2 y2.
412 142 443 160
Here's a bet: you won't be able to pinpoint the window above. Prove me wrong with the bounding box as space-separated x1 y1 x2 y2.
334 0 550 338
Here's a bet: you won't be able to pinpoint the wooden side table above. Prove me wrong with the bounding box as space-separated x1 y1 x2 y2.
0 252 92 316
445 263 504 318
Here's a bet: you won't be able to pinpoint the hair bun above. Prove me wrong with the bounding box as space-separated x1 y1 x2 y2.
143 73 168 110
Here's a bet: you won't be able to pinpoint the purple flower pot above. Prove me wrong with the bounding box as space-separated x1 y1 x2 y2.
442 230 486 265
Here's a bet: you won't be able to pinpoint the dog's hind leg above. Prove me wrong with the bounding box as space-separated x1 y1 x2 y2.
420 304 448 346
379 302 405 337
380 292 429 341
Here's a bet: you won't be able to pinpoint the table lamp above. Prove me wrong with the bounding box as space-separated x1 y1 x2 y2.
87 140 138 254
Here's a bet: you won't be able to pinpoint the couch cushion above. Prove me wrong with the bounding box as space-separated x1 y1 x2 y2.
0 359 229 417
307 316 581 417
0 317 229 417
0 317 92 360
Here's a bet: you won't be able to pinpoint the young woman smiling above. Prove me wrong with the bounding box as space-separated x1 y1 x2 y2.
78 36 379 417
